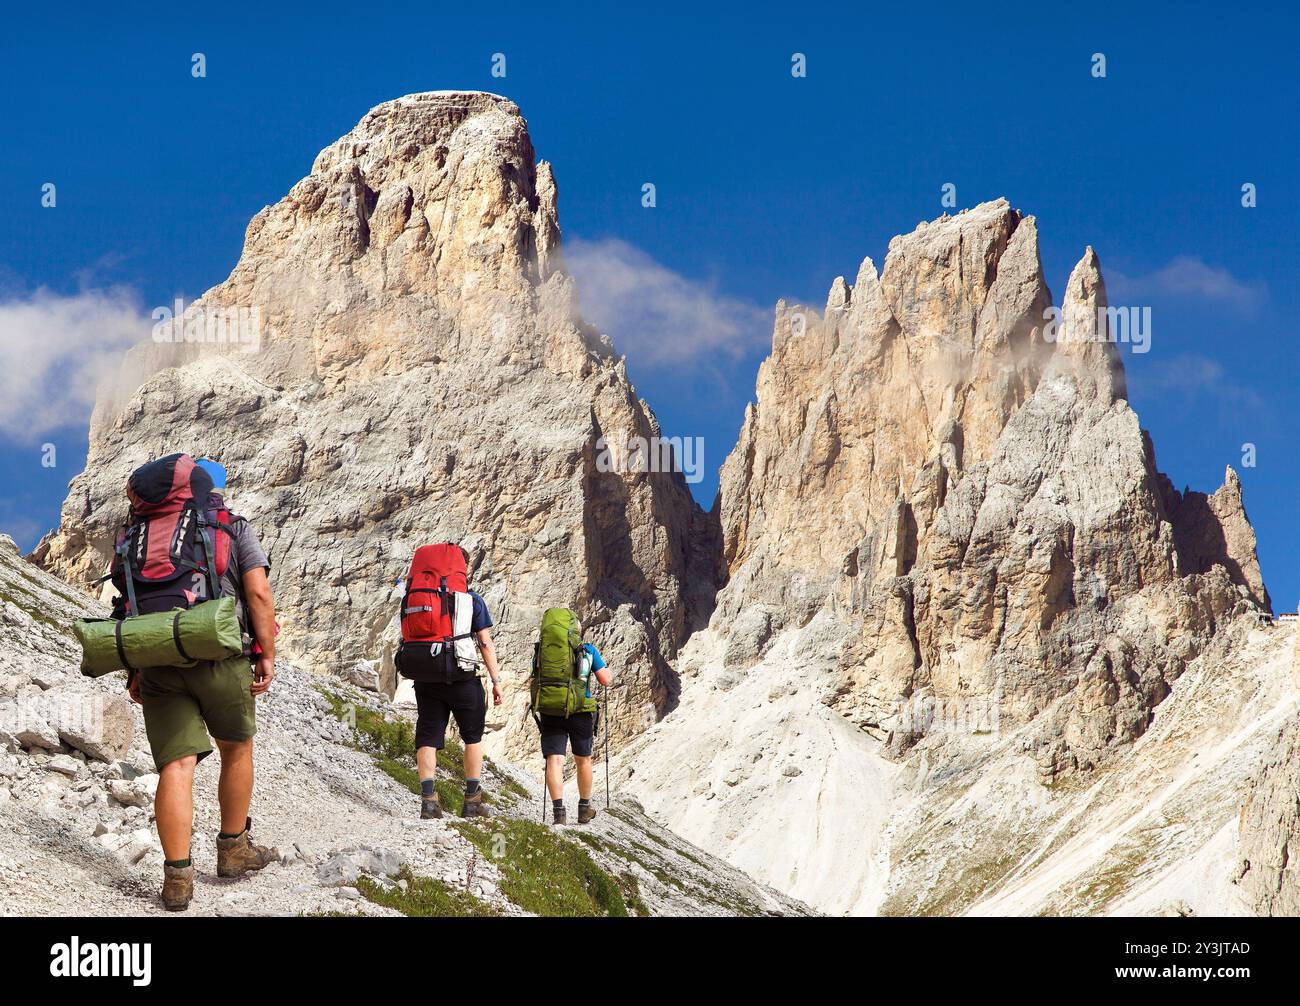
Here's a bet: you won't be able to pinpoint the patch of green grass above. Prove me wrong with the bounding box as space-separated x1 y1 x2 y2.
570 832 648 915
591 815 770 916
322 690 414 762
377 756 421 795
322 690 425 794
436 777 465 816
438 738 465 777
0 586 62 630
639 826 706 868
452 818 629 917
619 871 650 917
357 867 499 918
485 757 530 802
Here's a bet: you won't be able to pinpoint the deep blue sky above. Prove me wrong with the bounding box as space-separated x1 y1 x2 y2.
1 2 1296 608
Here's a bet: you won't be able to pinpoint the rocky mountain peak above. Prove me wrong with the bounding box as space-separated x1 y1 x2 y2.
619 200 1283 915
701 200 1269 773
35 93 713 760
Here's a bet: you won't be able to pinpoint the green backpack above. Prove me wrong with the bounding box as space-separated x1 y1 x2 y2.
530 607 596 718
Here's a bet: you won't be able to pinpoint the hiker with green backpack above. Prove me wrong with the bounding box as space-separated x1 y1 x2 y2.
73 454 278 911
530 608 612 825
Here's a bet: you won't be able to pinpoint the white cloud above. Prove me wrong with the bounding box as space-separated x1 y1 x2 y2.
0 287 147 442
1108 256 1265 313
564 237 771 367
1137 353 1267 416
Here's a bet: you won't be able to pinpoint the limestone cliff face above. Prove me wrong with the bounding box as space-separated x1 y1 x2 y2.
34 92 713 760
1237 630 1300 915
718 201 1050 631
1237 710 1300 917
714 200 1269 773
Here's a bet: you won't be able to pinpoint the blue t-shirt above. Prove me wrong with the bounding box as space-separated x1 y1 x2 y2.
581 642 605 670
468 591 493 633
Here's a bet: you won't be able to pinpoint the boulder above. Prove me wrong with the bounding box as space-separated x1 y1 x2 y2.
315 847 405 886
46 754 81 777
107 775 158 808
53 693 134 762
14 720 61 752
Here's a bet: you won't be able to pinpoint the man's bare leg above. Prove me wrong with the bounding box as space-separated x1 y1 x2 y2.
214 738 253 835
463 741 483 782
545 754 565 800
574 755 593 802
416 745 439 782
155 754 197 861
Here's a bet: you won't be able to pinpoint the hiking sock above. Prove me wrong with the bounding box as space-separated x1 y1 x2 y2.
464 778 481 797
421 779 435 798
553 799 564 812
217 829 244 840
578 798 591 810
164 858 192 869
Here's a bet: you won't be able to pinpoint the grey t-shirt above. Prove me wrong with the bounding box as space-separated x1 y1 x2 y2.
219 518 270 601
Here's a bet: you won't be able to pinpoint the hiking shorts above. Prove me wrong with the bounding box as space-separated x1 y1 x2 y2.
414 678 486 749
139 655 257 770
540 711 595 758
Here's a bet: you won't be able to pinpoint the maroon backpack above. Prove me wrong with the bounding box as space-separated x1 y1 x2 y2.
109 453 238 618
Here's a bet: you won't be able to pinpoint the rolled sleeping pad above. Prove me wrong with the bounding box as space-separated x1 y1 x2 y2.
74 596 245 678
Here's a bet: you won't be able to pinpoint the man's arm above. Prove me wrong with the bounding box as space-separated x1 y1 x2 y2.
242 566 277 695
590 645 612 687
476 628 503 706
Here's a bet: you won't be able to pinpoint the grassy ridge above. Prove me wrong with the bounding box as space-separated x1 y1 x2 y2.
453 818 631 917
357 867 499 918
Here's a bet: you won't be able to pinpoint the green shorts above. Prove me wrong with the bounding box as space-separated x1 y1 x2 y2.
139 655 257 769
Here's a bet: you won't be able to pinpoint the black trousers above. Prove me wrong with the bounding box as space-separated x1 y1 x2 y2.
414 677 486 748
539 711 595 757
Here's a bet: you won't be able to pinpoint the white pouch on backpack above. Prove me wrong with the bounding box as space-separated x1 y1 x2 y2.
451 592 483 671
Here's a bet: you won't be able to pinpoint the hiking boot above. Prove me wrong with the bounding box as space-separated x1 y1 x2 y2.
577 803 597 825
216 818 277 878
461 790 490 819
160 864 194 911
552 803 567 825
420 793 443 819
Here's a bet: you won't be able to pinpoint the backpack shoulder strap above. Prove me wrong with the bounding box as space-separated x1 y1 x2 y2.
114 536 140 618
194 513 221 601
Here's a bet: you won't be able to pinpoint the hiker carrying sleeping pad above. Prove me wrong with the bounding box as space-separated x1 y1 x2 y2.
529 608 612 825
72 453 279 911
395 543 503 820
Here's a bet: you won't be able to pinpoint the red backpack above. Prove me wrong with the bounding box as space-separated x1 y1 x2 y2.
109 453 238 618
397 543 481 682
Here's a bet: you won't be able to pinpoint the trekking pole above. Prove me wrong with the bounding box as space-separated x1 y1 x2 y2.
534 713 546 823
603 684 610 810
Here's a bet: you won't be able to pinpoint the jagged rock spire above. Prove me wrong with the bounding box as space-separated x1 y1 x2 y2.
1045 246 1128 404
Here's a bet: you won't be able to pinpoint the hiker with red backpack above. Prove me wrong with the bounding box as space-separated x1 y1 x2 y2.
395 543 502 819
75 453 279 911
